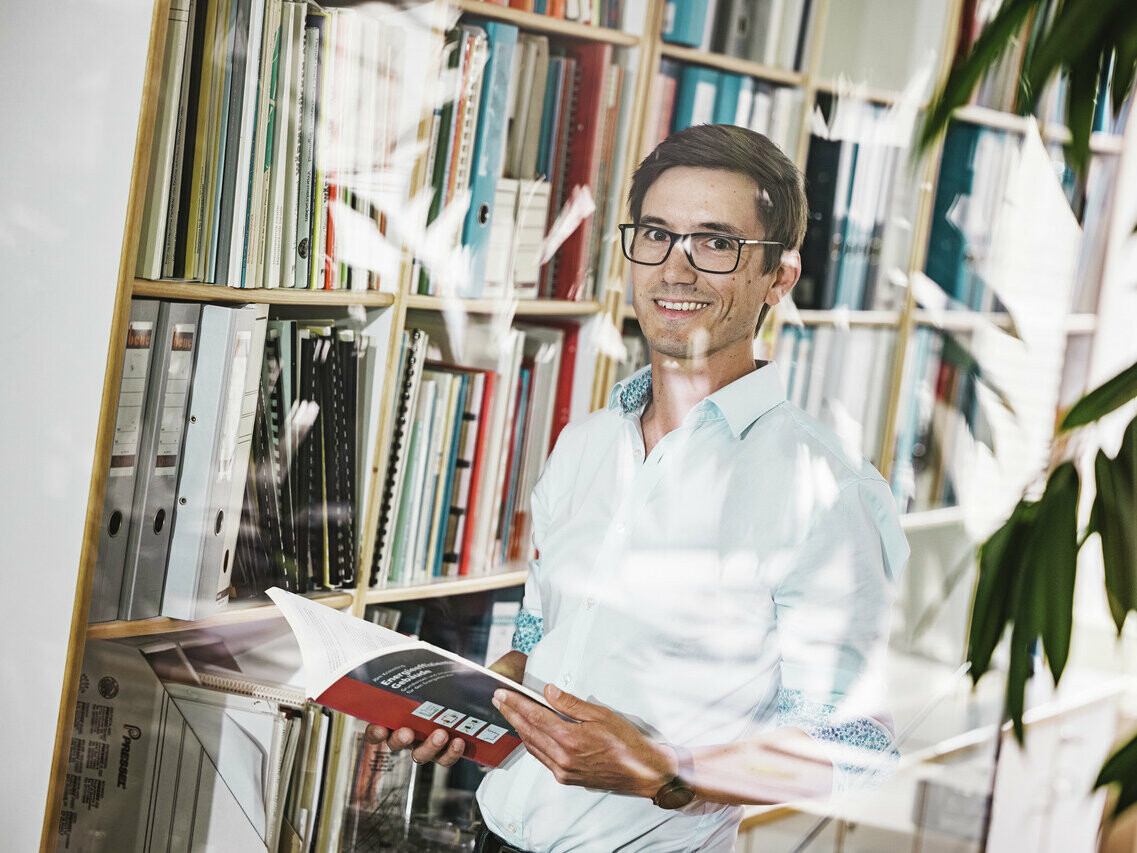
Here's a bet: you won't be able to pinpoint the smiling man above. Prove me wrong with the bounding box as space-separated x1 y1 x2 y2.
367 124 909 852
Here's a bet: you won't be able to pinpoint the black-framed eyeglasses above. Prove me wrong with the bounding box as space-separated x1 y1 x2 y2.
618 224 781 274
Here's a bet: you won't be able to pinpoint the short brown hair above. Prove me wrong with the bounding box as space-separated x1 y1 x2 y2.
628 124 808 274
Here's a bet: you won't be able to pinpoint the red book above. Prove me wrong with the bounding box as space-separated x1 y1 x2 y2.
551 42 613 300
522 320 579 452
460 369 497 575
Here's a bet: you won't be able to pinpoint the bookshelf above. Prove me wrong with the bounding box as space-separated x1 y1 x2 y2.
656 43 805 86
362 566 529 604
85 591 355 640
21 0 1134 848
132 278 398 306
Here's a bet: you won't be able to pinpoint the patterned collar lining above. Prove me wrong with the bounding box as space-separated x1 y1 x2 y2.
610 362 787 436
616 367 653 414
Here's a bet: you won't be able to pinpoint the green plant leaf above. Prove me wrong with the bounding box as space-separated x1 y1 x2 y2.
1112 15 1137 117
1095 732 1137 818
1094 416 1137 634
1005 566 1040 744
1028 461 1080 683
1024 0 1121 111
1059 360 1137 431
917 0 1040 154
1067 42 1106 175
967 499 1035 682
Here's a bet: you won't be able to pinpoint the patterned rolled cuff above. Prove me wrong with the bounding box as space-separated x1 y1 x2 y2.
776 689 898 795
511 609 544 654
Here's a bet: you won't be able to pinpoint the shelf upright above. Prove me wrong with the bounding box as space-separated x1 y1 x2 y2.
591 0 667 409
874 0 967 481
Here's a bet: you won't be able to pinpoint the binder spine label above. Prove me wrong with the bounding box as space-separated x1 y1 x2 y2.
155 324 196 476
110 322 157 476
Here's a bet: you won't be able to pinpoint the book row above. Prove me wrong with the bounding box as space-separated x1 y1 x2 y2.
372 316 598 586
232 315 384 599
137 0 432 291
959 0 1133 131
643 59 802 165
774 324 896 466
929 118 1121 317
797 95 903 311
495 0 631 29
91 299 383 623
662 0 813 71
890 327 980 514
416 23 626 301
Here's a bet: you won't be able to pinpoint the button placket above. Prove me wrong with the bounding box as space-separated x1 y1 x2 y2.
557 430 638 689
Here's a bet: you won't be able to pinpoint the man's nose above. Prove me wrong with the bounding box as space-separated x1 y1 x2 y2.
662 235 698 281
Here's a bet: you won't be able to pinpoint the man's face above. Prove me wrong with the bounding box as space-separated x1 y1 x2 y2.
630 167 781 366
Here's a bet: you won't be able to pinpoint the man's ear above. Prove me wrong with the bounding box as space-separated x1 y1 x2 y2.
764 249 801 307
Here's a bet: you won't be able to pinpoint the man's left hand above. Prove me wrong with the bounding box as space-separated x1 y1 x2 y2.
492 684 675 799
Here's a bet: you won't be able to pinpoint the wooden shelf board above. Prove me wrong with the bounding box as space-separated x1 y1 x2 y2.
793 308 903 327
912 309 1096 334
85 592 354 640
364 569 528 604
812 77 908 105
1065 313 1098 333
455 0 639 45
404 294 603 316
658 43 804 86
953 103 1033 134
900 504 965 532
131 278 397 307
952 107 1125 155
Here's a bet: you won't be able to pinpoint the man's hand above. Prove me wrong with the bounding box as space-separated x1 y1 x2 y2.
492 683 676 799
362 724 467 767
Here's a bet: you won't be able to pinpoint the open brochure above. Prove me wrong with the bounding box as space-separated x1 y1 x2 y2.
267 587 554 767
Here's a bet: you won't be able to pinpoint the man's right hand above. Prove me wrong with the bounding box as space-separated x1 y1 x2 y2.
362 725 467 767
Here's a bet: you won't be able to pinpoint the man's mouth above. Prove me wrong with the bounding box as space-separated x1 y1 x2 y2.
653 299 711 313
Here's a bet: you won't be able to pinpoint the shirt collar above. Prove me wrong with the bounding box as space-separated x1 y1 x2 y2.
608 362 787 438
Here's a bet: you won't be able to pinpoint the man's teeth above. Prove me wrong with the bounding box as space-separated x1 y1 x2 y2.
656 300 709 312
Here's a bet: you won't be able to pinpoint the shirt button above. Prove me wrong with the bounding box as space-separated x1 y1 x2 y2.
615 522 626 534
508 824 518 834
562 673 572 686
586 597 595 609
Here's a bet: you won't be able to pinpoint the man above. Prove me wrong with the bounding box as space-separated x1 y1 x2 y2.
367 124 908 852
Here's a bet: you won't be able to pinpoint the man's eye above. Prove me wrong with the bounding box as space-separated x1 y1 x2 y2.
702 236 735 252
642 228 670 243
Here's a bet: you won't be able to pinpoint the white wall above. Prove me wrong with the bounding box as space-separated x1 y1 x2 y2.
0 2 153 848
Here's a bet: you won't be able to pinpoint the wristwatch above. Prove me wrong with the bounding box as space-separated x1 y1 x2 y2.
651 744 695 810
652 776 696 810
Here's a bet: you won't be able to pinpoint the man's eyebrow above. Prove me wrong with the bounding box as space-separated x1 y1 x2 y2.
638 215 745 236
698 221 744 236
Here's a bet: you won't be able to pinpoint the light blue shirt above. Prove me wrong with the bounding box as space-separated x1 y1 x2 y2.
477 363 909 852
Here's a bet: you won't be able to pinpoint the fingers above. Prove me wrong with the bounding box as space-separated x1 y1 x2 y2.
409 728 467 767
543 683 603 721
494 691 575 765
363 724 390 744
364 726 468 767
